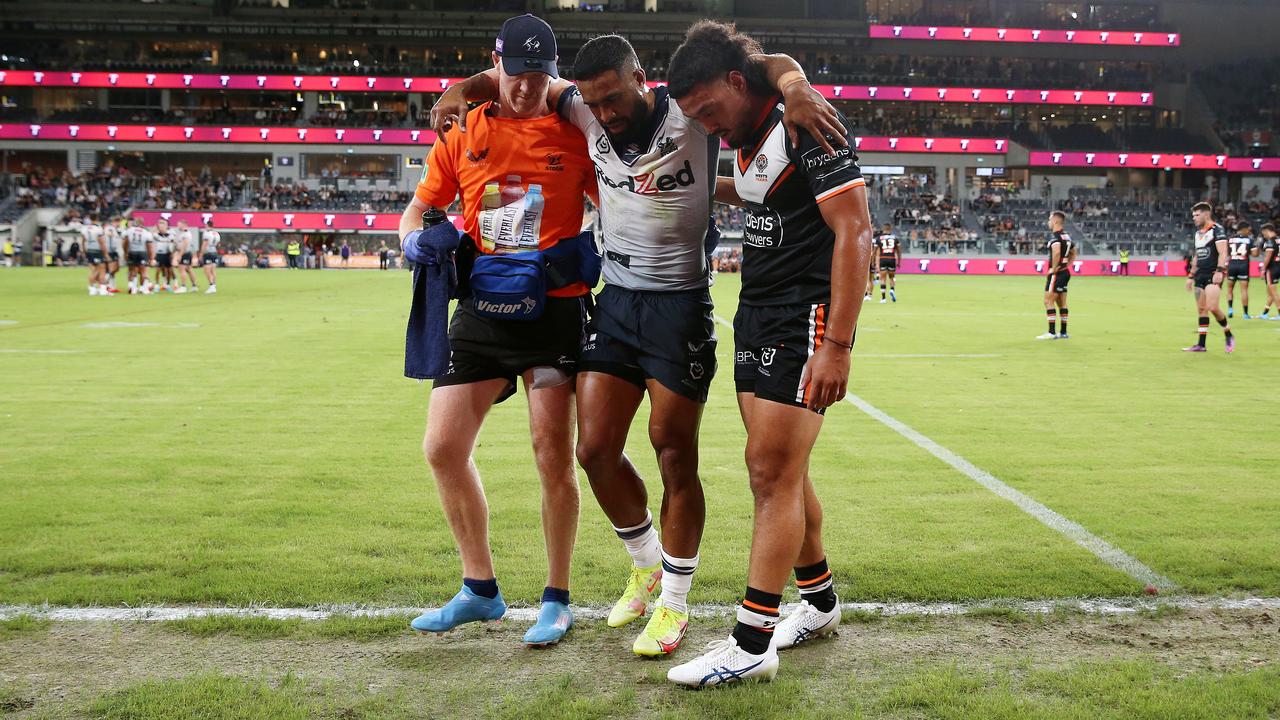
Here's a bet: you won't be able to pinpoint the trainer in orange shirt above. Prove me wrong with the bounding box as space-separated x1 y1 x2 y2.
401 14 595 648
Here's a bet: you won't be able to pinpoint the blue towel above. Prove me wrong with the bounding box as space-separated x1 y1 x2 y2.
404 222 463 380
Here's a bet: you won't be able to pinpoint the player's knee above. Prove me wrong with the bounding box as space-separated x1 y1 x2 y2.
744 444 795 498
574 432 616 475
422 433 465 472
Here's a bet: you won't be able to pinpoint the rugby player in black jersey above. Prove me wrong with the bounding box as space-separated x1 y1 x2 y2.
1225 221 1255 319
1184 202 1234 353
875 223 900 303
1037 211 1076 340
666 20 873 687
1259 223 1280 319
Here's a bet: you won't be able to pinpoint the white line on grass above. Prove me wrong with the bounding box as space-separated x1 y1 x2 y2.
3 596 1275 623
82 322 201 329
0 349 84 354
855 353 1001 359
713 313 1176 591
0 320 18 326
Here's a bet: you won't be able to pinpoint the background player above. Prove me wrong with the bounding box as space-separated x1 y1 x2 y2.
151 218 175 292
124 219 153 294
199 221 221 294
1258 223 1279 319
875 222 900 303
1184 202 1234 353
1037 211 1075 340
1225 220 1254 318
81 215 110 296
104 217 122 293
174 220 200 294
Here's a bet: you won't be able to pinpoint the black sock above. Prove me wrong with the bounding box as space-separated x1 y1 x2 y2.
795 558 837 612
541 586 570 605
1217 316 1232 338
1228 300 1234 310
1046 309 1057 334
1244 304 1249 314
463 577 499 599
1059 308 1069 334
1197 316 1209 347
881 286 886 300
732 586 781 655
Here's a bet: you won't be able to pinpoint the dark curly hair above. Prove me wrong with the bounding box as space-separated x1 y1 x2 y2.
667 20 770 100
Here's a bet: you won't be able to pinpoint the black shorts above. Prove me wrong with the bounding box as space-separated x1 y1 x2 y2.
108 251 119 263
155 253 172 267
734 303 839 414
127 252 147 266
86 249 106 265
1193 269 1219 289
579 285 717 403
879 258 897 272
180 253 193 266
1228 261 1250 281
434 295 587 404
1268 265 1280 284
203 253 219 266
1045 269 1071 293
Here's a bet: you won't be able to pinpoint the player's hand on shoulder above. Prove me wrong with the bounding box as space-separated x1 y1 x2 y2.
430 87 469 142
781 82 847 157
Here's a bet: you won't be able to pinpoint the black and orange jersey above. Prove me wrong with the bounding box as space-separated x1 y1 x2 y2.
1047 229 1073 272
1227 234 1253 262
1263 237 1280 266
731 101 864 306
876 233 899 258
1193 223 1228 273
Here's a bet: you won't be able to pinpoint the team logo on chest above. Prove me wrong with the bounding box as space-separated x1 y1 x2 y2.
754 154 770 182
545 153 564 171
657 137 678 157
466 148 489 164
595 134 610 155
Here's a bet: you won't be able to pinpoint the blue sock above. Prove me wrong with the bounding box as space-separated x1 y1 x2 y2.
463 577 499 599
541 586 570 605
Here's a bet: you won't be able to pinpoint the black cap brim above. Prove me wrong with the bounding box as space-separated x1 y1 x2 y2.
501 55 558 78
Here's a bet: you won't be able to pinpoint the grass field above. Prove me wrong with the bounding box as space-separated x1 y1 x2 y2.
2 267 1278 718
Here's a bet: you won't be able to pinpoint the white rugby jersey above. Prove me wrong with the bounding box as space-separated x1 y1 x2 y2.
175 229 196 254
200 229 221 253
152 229 174 254
80 223 105 252
126 226 153 253
558 85 718 292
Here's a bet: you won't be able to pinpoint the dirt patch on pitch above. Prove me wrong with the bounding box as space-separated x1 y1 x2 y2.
1 609 1276 717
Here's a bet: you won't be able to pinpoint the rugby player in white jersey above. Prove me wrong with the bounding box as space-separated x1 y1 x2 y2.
104 217 123 293
432 32 845 657
151 218 176 292
124 219 152 294
199 221 221 294
174 220 201 294
81 215 111 296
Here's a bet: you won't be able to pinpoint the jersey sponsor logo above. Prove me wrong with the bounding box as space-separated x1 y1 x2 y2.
545 153 564 171
595 159 696 195
742 207 784 248
801 146 853 180
466 148 489 164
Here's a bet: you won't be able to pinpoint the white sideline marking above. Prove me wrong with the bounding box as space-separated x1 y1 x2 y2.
83 322 200 329
713 312 1175 591
843 392 1177 591
2 596 1275 623
857 353 1000 359
0 349 84 354
0 320 18 326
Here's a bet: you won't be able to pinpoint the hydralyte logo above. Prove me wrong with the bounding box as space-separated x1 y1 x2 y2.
596 159 695 195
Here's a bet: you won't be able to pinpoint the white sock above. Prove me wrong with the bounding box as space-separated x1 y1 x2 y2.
612 510 661 569
658 549 698 614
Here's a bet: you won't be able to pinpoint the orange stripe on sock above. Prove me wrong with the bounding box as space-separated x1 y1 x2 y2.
742 599 779 614
796 570 832 588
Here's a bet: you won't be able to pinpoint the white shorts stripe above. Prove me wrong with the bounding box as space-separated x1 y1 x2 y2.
796 303 818 403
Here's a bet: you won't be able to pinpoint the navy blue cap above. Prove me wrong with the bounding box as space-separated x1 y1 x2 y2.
496 14 558 78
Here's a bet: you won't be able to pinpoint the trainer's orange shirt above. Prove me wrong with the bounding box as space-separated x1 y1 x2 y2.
415 101 595 297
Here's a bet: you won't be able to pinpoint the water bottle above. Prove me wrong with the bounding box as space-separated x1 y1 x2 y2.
422 207 449 229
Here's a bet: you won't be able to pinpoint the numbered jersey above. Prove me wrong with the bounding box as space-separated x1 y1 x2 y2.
1227 235 1252 262
731 103 864 306
127 227 153 252
558 85 717 292
877 233 899 257
1047 229 1073 271
175 230 195 255
81 224 104 252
